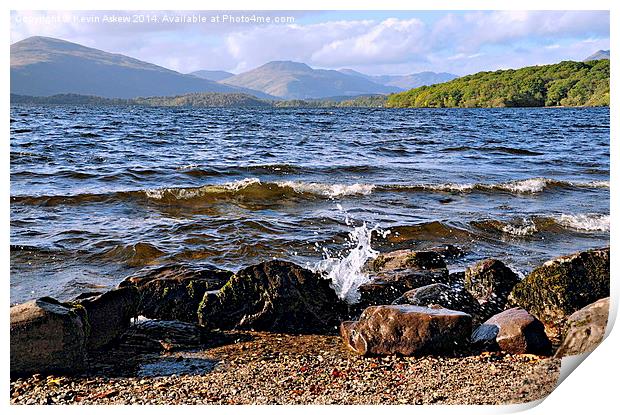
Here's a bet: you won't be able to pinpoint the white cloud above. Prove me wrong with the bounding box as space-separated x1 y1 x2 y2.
10 10 610 76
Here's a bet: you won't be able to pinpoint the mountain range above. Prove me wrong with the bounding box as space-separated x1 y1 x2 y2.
10 36 456 100
10 36 608 101
10 36 272 99
339 69 457 90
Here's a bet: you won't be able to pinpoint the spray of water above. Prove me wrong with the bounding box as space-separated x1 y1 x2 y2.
311 204 390 304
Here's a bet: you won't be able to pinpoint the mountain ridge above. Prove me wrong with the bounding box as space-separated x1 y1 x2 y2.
221 60 401 99
10 36 272 99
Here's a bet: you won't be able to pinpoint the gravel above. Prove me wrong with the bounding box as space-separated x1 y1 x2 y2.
10 331 560 405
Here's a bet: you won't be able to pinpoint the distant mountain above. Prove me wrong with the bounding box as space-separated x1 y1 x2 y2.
221 61 401 99
584 50 610 62
10 36 271 99
189 70 234 81
339 69 458 90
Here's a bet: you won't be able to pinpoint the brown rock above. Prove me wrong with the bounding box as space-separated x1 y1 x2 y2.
72 286 139 350
370 249 447 272
10 297 87 376
340 305 472 356
555 297 609 357
471 307 551 355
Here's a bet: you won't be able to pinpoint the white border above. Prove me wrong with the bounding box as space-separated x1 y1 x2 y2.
2 1 617 414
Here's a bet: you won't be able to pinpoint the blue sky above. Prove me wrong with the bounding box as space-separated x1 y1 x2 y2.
10 10 610 76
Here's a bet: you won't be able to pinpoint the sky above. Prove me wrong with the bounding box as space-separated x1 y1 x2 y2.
10 10 610 76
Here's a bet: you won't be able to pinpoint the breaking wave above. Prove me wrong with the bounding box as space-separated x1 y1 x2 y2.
11 177 608 207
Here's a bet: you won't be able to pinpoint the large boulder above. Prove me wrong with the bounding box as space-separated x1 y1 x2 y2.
71 286 139 350
392 283 482 322
340 305 472 356
11 297 87 376
508 247 609 329
555 297 609 358
353 269 454 316
370 249 447 272
120 265 233 323
465 259 520 318
197 260 347 333
471 307 551 355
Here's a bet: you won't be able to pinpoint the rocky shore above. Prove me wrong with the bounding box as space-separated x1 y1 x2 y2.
10 246 610 405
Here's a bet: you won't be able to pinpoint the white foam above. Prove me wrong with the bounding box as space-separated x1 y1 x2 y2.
500 219 538 236
311 207 389 304
277 181 375 198
557 214 610 232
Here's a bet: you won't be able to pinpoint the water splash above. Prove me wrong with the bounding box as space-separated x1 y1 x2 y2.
311 204 389 304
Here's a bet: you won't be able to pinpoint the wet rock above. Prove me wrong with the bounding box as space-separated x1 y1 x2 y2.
117 319 204 352
392 283 482 322
71 286 139 350
120 264 233 323
353 269 454 315
465 259 520 318
340 305 472 356
508 247 609 329
197 260 347 333
430 244 465 260
555 297 609 358
471 307 551 355
11 297 87 376
370 249 447 272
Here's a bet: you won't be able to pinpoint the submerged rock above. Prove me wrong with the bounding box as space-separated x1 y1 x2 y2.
465 259 520 318
340 305 472 356
555 297 609 358
471 307 551 355
197 260 347 333
370 249 447 272
121 265 233 323
10 297 88 376
392 283 482 321
72 286 139 350
508 247 609 329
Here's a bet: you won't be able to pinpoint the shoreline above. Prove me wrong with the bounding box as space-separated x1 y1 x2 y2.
10 330 561 405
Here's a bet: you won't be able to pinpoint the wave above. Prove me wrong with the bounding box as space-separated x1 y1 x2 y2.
474 213 610 237
385 178 609 194
556 213 610 232
11 177 609 207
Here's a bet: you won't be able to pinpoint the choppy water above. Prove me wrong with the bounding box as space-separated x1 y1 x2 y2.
10 106 609 304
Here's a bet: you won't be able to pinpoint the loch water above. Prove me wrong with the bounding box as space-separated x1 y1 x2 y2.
10 106 610 303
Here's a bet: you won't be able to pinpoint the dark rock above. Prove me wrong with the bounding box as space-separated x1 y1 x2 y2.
465 259 520 318
471 307 551 355
340 305 472 356
392 283 482 322
120 264 233 323
10 297 87 376
430 244 465 260
117 319 204 352
555 297 609 357
353 269 454 314
508 247 609 329
370 249 447 272
197 260 347 333
71 286 139 350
